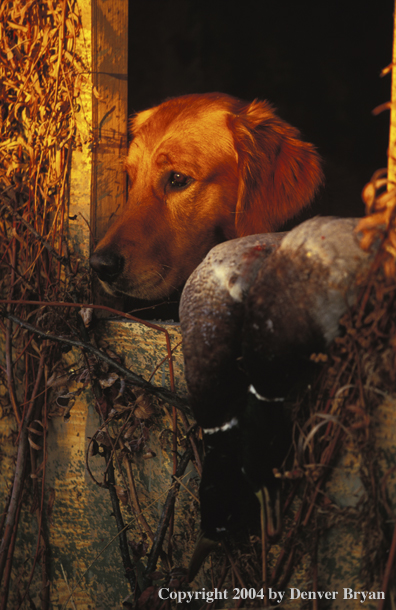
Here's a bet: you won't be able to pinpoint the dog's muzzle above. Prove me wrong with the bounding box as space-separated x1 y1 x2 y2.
89 250 124 284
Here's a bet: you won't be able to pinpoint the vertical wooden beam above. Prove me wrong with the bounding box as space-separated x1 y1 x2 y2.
388 0 396 186
91 0 128 246
68 0 93 280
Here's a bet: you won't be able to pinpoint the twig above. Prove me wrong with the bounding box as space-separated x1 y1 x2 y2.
105 450 136 593
0 492 11 542
0 350 46 586
271 488 306 587
205 556 229 610
61 481 181 610
17 363 50 610
59 564 77 610
0 202 70 267
85 435 108 489
143 449 193 584
5 317 21 425
311 518 319 610
124 457 155 542
172 476 199 504
260 500 268 605
0 480 23 610
53 0 67 124
180 413 202 477
148 341 182 383
377 518 396 610
2 311 189 413
0 299 180 416
5 234 21 425
221 541 246 590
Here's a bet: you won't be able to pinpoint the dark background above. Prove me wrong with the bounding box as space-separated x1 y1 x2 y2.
128 0 393 219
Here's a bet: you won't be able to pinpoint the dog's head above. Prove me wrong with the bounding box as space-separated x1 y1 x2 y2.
90 93 323 300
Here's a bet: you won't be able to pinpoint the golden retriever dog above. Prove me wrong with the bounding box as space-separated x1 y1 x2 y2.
90 93 323 300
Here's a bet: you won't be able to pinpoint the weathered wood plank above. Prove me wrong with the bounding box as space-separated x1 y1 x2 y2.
67 0 93 273
91 0 128 246
388 2 396 186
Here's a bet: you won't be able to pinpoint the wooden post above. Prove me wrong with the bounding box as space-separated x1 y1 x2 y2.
91 0 129 247
68 0 93 277
388 0 396 186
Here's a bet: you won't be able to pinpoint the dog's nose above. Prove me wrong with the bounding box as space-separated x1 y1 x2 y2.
89 251 124 282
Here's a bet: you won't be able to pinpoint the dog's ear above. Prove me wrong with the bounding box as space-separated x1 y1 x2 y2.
130 106 158 135
229 100 323 236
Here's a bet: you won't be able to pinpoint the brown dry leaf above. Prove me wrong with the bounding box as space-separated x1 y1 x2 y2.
129 537 149 560
359 231 377 252
95 431 115 448
362 182 376 208
92 86 106 101
78 307 93 327
90 438 99 457
356 210 388 234
137 587 162 610
104 348 122 362
384 257 396 277
310 352 328 363
123 423 138 440
380 63 393 77
26 425 43 436
376 186 396 209
99 371 119 388
28 437 41 451
134 393 155 419
142 448 156 460
46 371 68 388
384 240 396 257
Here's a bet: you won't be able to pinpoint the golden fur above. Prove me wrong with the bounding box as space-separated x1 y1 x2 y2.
90 93 323 299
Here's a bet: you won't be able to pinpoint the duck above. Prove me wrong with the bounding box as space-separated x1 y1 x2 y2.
179 217 373 580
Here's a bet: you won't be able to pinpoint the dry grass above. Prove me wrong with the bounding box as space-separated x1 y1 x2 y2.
1 1 396 607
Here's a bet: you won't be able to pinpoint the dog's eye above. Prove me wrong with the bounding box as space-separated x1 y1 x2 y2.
169 172 190 188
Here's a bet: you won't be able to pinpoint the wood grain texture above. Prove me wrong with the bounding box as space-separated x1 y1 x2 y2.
91 0 128 246
388 6 396 186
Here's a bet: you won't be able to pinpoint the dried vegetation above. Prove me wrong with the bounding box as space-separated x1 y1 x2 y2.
1 1 396 609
